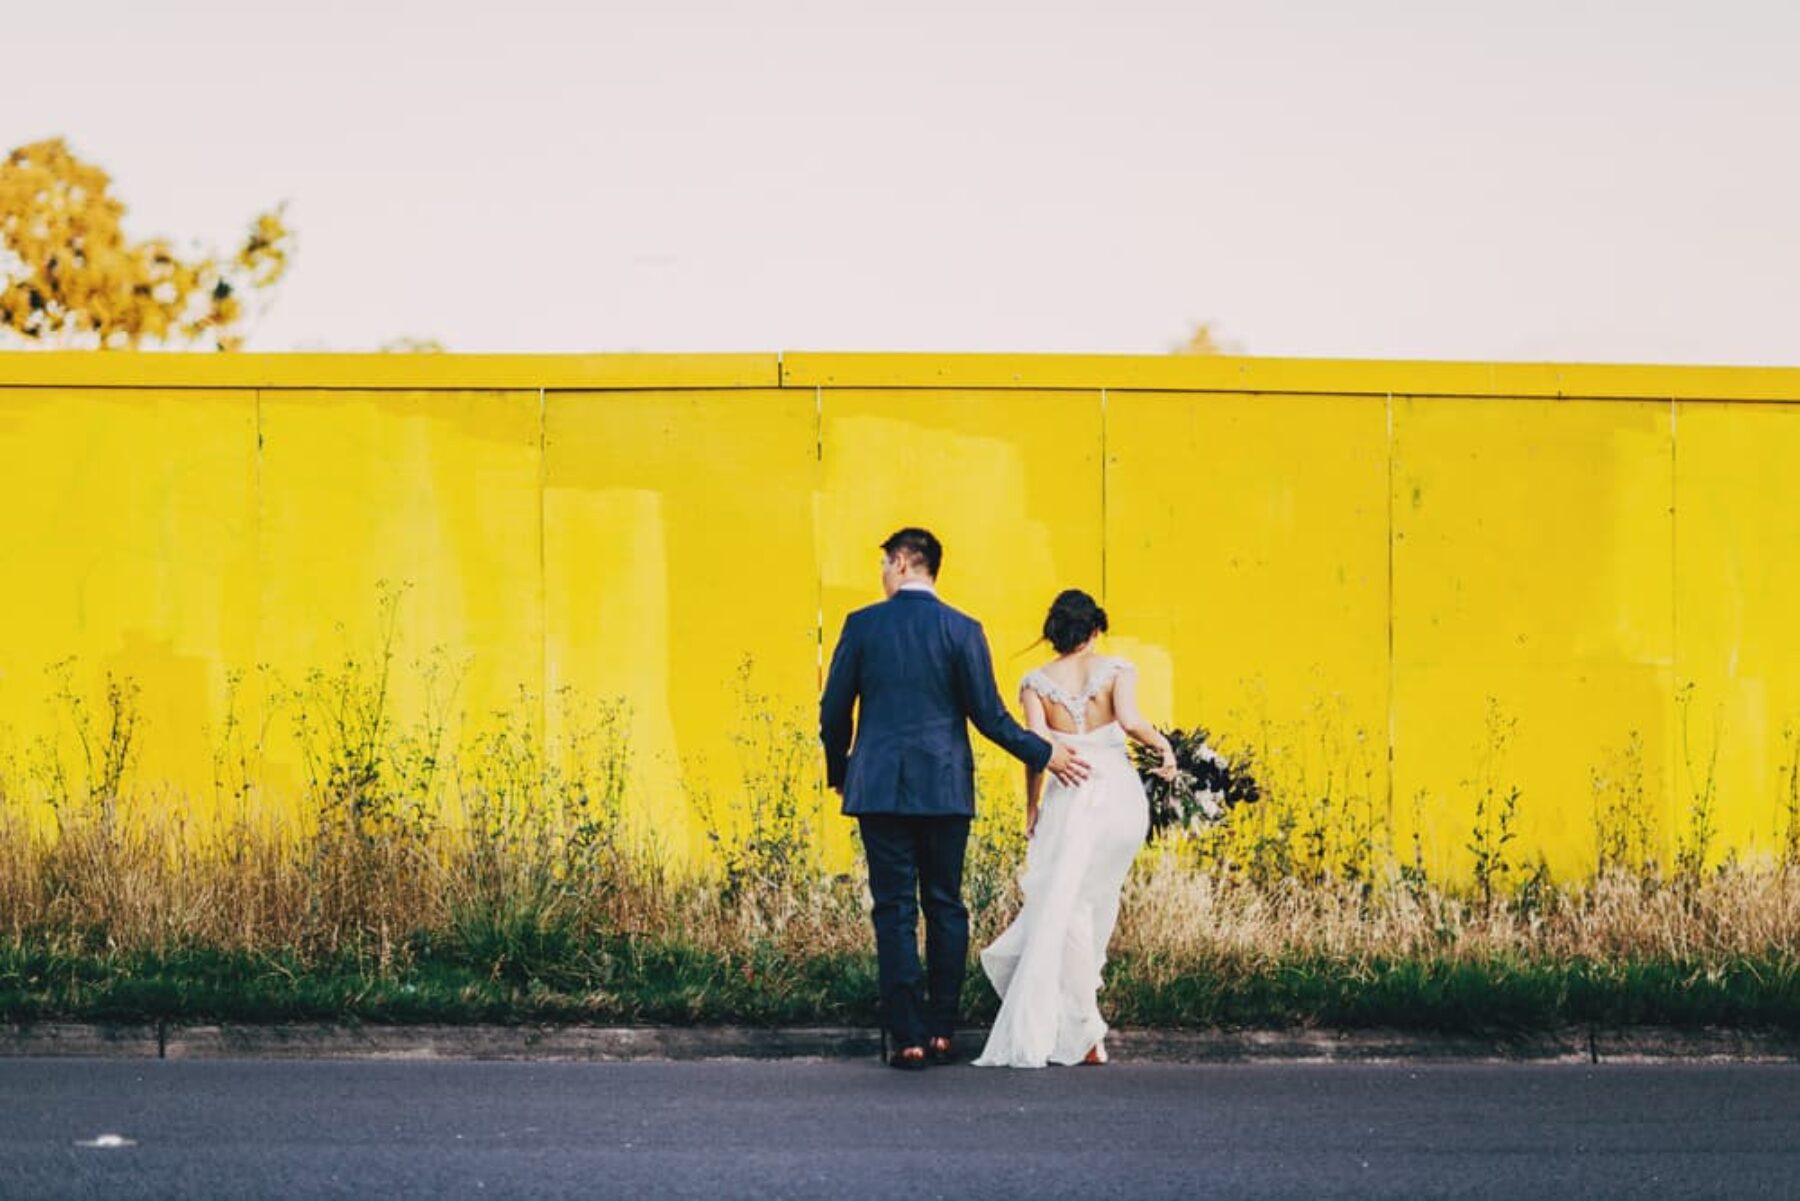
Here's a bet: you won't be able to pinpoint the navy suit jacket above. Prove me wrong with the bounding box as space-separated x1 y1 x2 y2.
819 589 1054 817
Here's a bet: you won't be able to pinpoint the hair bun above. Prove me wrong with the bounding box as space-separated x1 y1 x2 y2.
1042 589 1109 655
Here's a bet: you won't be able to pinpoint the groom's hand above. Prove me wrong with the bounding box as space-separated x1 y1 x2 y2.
1045 742 1090 787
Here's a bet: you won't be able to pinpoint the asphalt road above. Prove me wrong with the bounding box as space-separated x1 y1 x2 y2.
3 1058 1798 1199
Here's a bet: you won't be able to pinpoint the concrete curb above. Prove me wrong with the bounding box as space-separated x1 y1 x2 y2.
5 1022 1799 1063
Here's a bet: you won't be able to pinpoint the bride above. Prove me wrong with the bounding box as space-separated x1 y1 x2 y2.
973 589 1177 1069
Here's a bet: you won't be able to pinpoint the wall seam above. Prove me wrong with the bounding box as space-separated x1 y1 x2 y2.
537 385 549 757
815 384 825 690
1669 394 1679 680
1385 390 1397 828
253 387 265 719
1099 387 1109 603
1669 393 1679 851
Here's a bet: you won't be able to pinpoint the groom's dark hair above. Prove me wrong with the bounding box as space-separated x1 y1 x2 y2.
881 527 943 578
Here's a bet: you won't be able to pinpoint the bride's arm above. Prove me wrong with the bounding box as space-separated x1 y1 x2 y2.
1113 664 1177 780
1020 685 1055 739
1021 687 1051 835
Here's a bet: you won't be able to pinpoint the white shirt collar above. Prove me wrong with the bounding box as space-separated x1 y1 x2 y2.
898 581 937 594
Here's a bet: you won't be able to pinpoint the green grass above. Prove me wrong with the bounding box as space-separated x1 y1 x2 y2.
0 940 881 1027
6 940 1797 1033
1102 949 1800 1032
7 620 1800 1038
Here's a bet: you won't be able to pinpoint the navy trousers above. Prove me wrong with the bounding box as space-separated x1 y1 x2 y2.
857 814 972 1048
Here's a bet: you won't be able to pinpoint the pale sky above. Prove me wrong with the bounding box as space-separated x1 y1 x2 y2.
10 0 1799 362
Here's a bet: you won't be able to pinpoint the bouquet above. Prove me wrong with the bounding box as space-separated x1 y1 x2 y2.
1132 726 1261 838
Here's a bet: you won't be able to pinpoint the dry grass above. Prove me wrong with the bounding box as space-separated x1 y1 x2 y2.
3 617 1799 1028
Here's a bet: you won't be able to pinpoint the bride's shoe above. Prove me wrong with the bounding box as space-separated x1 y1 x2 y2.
1081 1039 1109 1066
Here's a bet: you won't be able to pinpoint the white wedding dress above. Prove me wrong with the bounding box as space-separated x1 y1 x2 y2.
973 657 1150 1068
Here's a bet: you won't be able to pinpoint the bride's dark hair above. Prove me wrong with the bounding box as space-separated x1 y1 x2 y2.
1042 589 1108 655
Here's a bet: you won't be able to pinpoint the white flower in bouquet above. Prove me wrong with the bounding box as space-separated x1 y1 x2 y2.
1134 725 1262 840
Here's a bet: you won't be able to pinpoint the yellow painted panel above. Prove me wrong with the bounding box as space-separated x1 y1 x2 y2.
543 390 820 861
1391 396 1675 878
783 352 1800 403
1673 401 1800 862
0 387 258 827
254 390 545 818
5 353 1799 883
817 388 1105 840
0 352 780 391
1104 392 1390 801
10 348 1800 398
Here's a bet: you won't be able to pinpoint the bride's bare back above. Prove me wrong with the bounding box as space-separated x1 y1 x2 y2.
1024 657 1119 734
1020 654 1164 752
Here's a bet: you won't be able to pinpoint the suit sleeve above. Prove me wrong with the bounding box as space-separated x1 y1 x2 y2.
956 621 1054 772
819 616 861 790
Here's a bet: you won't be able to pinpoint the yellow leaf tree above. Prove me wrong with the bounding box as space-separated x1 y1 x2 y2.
0 138 293 351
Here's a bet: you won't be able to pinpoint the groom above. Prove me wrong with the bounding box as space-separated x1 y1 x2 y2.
820 528 1090 1069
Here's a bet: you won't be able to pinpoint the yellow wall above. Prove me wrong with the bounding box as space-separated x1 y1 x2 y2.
4 351 1800 878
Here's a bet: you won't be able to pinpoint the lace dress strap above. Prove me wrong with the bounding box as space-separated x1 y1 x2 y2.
1020 668 1081 729
1083 656 1126 697
1021 658 1127 735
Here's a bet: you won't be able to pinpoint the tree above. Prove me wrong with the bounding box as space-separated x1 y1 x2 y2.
377 337 446 353
1170 321 1240 355
0 138 293 351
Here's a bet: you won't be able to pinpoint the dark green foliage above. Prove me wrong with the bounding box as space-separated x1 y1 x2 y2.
5 940 1796 1034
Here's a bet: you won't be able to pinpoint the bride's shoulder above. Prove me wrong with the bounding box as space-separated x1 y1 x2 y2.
1097 656 1136 689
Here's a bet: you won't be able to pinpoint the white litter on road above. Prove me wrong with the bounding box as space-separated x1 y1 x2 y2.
74 1133 137 1148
